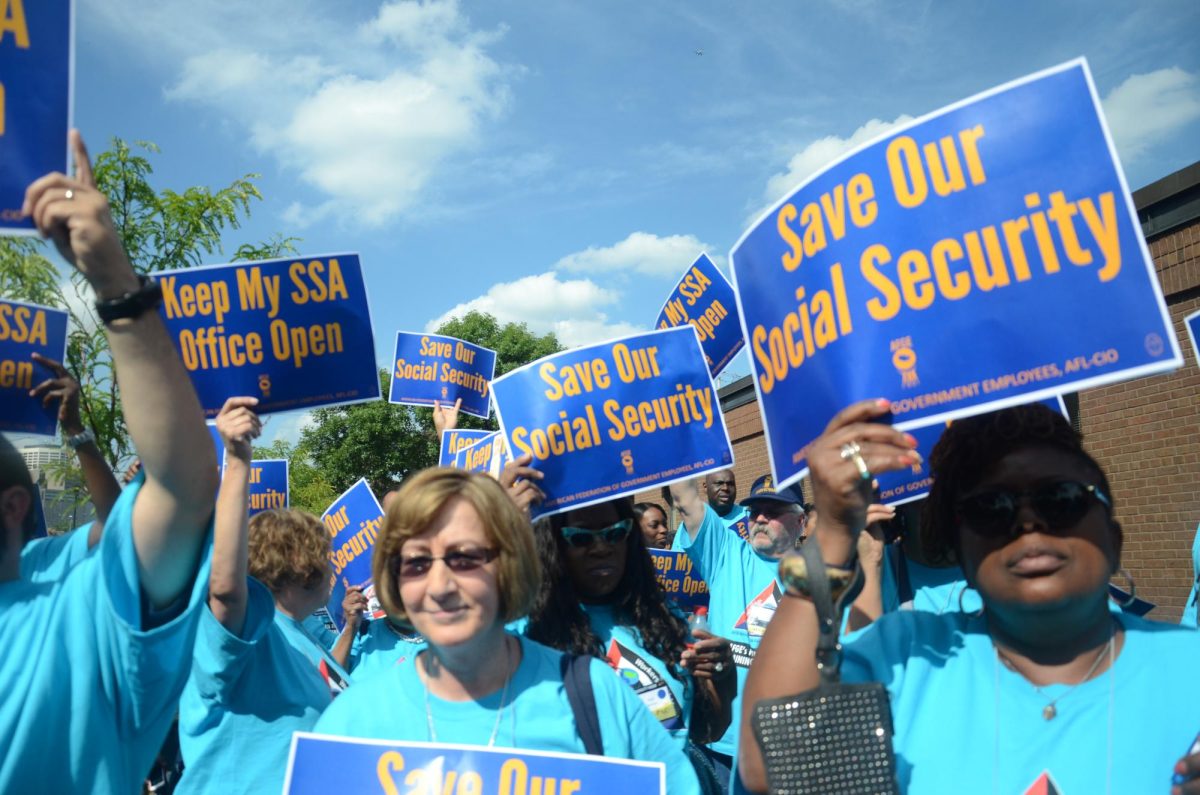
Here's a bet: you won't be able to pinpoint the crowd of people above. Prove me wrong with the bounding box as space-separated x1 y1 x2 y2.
4 131 1200 795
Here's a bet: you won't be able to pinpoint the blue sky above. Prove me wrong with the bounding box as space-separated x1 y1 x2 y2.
60 0 1200 445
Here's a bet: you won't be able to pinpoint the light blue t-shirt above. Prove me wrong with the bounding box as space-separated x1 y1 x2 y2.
20 524 93 583
314 633 700 794
302 607 341 651
1181 524 1200 628
842 611 1200 793
0 479 211 794
347 617 425 679
882 550 982 615
672 503 749 550
582 603 693 748
176 578 352 795
677 504 779 758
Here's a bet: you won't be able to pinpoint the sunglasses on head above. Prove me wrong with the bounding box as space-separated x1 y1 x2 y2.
955 480 1111 536
561 519 634 548
394 547 499 579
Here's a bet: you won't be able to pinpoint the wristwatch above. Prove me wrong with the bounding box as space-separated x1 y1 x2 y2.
95 274 163 324
66 428 95 450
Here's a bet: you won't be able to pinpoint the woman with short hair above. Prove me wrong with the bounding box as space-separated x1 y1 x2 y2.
314 468 700 793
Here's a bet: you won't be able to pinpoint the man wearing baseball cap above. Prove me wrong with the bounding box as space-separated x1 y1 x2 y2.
668 473 806 790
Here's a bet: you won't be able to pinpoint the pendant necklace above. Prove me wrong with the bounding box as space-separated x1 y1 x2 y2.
994 623 1114 720
421 636 514 747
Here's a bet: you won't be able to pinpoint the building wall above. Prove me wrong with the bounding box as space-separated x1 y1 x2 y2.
1077 217 1200 620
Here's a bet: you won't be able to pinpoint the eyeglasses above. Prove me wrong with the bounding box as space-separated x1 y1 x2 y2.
394 547 499 579
955 480 1111 536
747 501 799 520
561 519 634 548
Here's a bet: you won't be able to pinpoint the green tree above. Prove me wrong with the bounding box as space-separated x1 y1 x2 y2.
3 138 296 521
299 312 561 499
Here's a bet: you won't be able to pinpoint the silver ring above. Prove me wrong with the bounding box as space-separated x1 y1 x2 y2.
714 661 725 673
64 189 75 201
839 441 862 461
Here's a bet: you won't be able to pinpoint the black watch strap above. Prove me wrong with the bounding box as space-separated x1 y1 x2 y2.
95 274 163 324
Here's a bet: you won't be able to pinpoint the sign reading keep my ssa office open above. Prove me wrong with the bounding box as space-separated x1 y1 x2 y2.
656 253 745 378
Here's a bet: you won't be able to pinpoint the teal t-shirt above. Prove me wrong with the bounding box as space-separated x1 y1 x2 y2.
176 578 352 795
1181 524 1200 628
882 551 982 615
0 479 211 794
677 504 780 758
314 633 700 794
302 607 341 651
842 611 1200 793
582 603 693 748
20 524 93 583
672 503 749 550
347 618 425 679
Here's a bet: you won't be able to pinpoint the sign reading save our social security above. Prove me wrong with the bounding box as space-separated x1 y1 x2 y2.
650 550 709 613
491 326 733 519
284 734 665 795
656 253 745 378
156 253 380 418
0 299 68 435
248 459 289 516
389 332 497 419
439 429 494 467
875 395 1068 506
453 431 510 478
0 0 71 235
730 59 1180 490
322 478 385 628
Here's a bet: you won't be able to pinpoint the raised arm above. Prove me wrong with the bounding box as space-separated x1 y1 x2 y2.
24 131 219 609
208 398 262 635
737 400 917 791
30 353 121 546
669 477 707 540
330 584 368 669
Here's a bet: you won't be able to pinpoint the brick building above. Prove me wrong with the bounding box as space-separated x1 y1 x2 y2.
639 161 1200 621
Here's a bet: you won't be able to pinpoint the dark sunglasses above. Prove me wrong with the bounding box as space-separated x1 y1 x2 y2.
955 480 1111 535
561 519 634 548
394 547 499 579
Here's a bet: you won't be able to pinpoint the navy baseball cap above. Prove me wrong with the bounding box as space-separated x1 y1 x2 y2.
740 474 805 507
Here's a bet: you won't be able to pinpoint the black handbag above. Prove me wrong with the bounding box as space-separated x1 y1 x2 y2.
750 540 900 794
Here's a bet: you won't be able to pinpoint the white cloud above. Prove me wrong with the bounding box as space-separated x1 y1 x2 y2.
1102 67 1200 162
762 115 914 207
426 272 642 348
124 0 512 226
553 232 716 277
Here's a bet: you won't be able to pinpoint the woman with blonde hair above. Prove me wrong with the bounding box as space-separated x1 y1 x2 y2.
314 468 699 793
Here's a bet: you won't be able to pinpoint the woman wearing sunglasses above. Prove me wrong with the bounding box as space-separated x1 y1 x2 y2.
313 468 701 793
525 498 736 791
740 400 1200 794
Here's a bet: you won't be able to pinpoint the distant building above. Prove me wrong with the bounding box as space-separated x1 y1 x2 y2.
20 444 68 490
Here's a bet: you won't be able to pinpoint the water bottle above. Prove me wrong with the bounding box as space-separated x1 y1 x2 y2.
688 606 710 636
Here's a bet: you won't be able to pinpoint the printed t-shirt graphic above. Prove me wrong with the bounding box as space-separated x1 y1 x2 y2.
606 638 684 731
1023 771 1064 795
733 581 782 643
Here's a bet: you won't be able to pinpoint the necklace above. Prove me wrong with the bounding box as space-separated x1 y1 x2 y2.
421 636 514 747
385 620 424 644
994 624 1114 720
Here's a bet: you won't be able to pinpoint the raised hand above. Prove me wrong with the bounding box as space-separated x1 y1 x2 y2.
215 397 262 464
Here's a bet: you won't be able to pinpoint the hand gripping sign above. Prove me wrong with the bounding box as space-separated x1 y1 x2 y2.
0 0 72 235
656 253 745 378
156 253 380 417
322 478 386 629
491 326 734 519
389 331 497 419
0 298 68 435
284 734 665 795
730 59 1180 491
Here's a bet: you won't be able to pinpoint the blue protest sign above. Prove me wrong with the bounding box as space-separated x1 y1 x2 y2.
389 331 496 419
322 478 385 627
656 253 745 378
731 59 1181 490
439 429 494 467
248 459 288 516
0 299 68 435
649 549 709 613
206 423 225 474
0 0 71 235
156 253 380 418
491 326 733 518
1185 309 1200 369
453 431 510 477
876 395 1068 506
284 734 665 795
